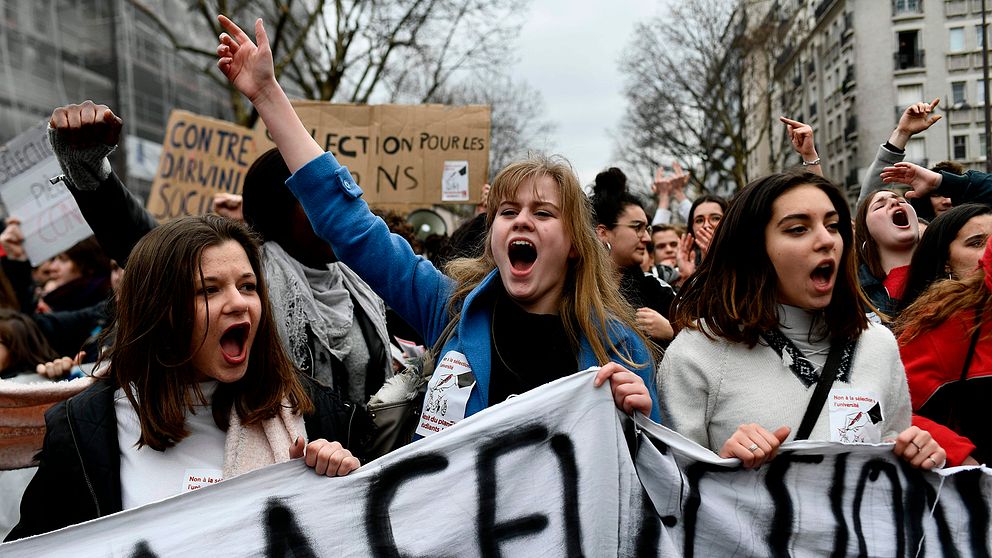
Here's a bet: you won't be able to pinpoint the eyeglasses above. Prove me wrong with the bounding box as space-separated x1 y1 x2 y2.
614 221 650 235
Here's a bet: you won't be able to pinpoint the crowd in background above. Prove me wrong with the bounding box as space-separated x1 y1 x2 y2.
0 14 989 544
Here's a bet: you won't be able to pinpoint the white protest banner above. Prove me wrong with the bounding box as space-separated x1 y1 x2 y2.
633 414 992 557
0 371 643 556
0 122 94 265
2 371 990 557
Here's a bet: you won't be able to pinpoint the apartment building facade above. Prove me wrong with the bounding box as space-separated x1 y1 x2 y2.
742 0 991 203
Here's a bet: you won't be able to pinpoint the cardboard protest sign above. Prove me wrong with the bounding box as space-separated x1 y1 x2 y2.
3 370 989 557
147 110 255 221
0 123 95 265
255 102 491 210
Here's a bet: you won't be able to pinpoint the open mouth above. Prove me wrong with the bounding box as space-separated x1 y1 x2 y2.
892 208 910 227
220 323 250 363
507 239 537 272
810 261 836 287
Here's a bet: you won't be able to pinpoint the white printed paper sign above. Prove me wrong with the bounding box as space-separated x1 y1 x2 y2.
0 123 93 264
441 160 469 201
827 389 883 444
415 350 475 437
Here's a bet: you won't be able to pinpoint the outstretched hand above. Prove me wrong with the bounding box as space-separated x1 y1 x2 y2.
653 163 690 201
897 98 942 137
50 101 122 148
676 233 697 277
879 162 942 198
593 362 652 416
216 16 278 104
779 116 818 162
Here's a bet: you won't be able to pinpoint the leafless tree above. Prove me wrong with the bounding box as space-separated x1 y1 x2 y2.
615 0 767 198
131 0 527 126
430 70 556 176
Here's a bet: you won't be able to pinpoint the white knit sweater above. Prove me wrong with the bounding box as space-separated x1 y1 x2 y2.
657 320 911 453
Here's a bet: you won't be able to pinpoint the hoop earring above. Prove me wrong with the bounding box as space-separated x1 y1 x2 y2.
606 242 612 253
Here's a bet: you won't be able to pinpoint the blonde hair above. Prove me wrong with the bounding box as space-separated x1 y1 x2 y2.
445 155 649 368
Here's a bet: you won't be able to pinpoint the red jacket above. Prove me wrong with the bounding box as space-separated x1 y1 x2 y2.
899 309 990 466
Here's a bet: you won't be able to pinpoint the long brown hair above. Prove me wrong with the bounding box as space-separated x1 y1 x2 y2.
445 155 649 368
104 215 312 451
674 171 868 346
895 270 992 342
0 309 58 374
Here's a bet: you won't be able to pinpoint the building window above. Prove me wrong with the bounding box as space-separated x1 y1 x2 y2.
981 133 987 160
897 84 924 106
978 25 987 49
893 0 922 15
907 138 927 164
953 135 968 160
952 81 968 105
979 79 986 104
949 27 965 52
895 30 924 69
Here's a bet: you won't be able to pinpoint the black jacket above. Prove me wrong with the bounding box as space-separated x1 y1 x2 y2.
5 375 368 542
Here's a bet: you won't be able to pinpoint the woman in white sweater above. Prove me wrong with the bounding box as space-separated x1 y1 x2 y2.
658 171 946 470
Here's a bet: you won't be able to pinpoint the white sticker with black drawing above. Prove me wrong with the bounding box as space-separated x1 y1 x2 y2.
415 350 476 437
828 389 883 444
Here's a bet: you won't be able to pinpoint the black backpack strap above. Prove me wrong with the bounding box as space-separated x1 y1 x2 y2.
959 308 984 383
794 340 847 441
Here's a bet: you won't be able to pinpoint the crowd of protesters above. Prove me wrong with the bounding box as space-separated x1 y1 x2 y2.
0 13 989 543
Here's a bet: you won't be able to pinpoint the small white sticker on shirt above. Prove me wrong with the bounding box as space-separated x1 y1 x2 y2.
416 350 476 437
828 389 883 444
182 468 223 493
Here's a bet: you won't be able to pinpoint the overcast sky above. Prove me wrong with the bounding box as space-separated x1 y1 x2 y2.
511 1 663 186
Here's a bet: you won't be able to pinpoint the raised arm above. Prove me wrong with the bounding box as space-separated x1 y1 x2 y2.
216 16 321 172
779 116 822 177
49 101 157 267
859 98 941 205
216 15 452 343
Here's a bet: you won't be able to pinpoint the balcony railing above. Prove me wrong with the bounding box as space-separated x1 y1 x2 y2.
892 0 924 17
945 0 967 16
894 49 925 70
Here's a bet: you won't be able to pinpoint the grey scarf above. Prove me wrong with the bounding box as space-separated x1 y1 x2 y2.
262 242 354 370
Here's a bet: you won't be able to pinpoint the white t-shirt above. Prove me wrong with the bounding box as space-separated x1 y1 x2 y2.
116 381 226 510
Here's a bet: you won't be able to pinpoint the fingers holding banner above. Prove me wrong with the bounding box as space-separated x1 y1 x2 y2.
720 424 791 469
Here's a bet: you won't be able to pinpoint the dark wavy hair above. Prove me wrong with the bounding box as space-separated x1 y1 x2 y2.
62 236 112 278
674 171 868 346
0 309 58 375
104 214 312 451
900 203 992 310
589 167 645 227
